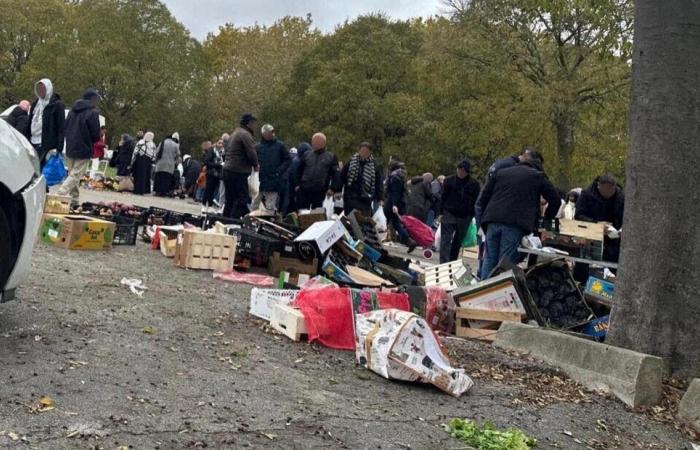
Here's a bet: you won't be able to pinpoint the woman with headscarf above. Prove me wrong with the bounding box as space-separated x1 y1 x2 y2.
153 132 181 197
132 131 156 195
116 134 136 177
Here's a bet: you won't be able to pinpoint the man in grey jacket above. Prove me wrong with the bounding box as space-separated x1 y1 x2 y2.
223 113 259 218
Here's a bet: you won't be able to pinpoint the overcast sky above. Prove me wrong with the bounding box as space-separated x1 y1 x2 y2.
161 0 446 40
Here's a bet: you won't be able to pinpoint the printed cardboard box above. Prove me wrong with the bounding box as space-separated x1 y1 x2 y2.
39 214 115 250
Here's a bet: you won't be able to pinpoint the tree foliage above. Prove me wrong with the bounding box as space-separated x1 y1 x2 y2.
0 0 632 186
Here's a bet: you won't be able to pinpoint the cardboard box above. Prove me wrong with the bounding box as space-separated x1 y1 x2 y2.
581 315 609 340
44 194 71 215
159 228 181 258
268 252 318 277
294 220 346 256
270 304 307 341
174 230 236 271
39 214 115 250
297 208 327 230
585 277 615 301
249 288 298 321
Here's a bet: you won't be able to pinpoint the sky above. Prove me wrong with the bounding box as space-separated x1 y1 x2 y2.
161 0 446 40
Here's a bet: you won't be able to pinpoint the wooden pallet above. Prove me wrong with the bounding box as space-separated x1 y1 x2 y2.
270 304 307 341
174 230 236 271
422 260 471 291
456 307 522 342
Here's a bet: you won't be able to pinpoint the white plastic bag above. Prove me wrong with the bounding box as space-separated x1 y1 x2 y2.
322 195 334 219
434 225 441 249
372 208 388 232
248 171 260 200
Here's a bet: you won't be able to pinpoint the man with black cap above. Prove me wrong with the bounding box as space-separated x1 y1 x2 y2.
438 159 481 263
56 89 102 202
223 113 260 218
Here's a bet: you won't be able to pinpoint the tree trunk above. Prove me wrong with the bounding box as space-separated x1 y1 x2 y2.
552 106 577 190
607 1 700 377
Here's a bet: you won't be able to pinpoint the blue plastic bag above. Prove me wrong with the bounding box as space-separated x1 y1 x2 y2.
42 153 67 187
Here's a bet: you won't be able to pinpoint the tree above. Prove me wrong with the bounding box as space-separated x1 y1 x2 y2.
19 0 205 148
446 0 633 189
203 16 319 134
607 2 700 377
264 15 426 167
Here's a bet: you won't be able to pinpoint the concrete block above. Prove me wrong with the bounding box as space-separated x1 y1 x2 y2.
494 322 666 407
679 379 700 432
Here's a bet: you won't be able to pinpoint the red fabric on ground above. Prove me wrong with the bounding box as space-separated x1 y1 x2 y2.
294 288 409 350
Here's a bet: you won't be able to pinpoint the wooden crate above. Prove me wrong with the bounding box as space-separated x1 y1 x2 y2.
456 307 522 342
422 260 471 291
559 219 606 241
159 231 178 258
174 230 236 271
44 194 71 215
270 304 307 341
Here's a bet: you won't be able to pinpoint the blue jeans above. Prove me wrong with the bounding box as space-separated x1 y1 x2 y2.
481 223 524 278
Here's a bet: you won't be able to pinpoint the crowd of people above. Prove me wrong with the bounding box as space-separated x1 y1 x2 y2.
4 80 626 282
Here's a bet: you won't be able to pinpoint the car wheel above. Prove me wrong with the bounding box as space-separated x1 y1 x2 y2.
0 206 13 290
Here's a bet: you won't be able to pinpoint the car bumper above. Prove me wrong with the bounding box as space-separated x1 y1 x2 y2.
3 175 46 300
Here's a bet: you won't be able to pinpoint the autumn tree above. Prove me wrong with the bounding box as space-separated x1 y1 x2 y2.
203 16 319 134
445 0 633 189
607 1 700 376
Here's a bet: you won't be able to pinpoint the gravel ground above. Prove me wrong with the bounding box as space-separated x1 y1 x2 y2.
0 190 693 449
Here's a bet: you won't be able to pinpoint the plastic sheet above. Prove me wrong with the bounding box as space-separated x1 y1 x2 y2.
214 269 275 287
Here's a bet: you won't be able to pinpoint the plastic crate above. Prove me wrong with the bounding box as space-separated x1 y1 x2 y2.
166 211 185 226
144 206 171 226
111 215 139 246
202 214 242 230
182 213 204 228
237 229 282 267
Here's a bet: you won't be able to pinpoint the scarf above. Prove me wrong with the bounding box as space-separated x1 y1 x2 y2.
346 153 375 196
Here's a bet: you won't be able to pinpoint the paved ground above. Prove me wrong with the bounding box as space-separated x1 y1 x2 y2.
0 189 694 449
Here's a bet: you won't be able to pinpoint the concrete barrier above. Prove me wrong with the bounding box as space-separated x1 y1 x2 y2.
679 379 700 432
493 322 667 407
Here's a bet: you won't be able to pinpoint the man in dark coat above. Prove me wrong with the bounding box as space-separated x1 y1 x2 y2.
284 143 309 214
223 113 259 218
27 78 65 168
575 174 625 263
294 132 339 209
56 89 102 201
254 123 290 213
477 159 560 278
406 173 433 223
182 155 202 198
339 142 383 216
4 101 31 136
439 160 481 263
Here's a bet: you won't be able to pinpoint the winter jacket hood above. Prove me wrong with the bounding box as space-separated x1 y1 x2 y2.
34 78 54 105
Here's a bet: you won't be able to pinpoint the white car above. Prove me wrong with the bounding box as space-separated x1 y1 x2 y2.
0 119 46 302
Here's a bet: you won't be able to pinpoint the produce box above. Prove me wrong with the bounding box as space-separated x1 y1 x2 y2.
581 315 609 340
297 208 327 230
44 194 71 215
267 252 318 277
249 288 297 321
541 219 606 260
159 227 180 257
174 230 236 271
39 214 115 250
294 220 346 259
237 229 282 267
585 277 615 301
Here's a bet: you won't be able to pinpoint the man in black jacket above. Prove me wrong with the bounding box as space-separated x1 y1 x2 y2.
477 159 560 278
5 101 31 136
254 123 290 213
439 160 481 263
294 132 339 209
56 89 101 201
27 78 65 168
575 174 625 263
340 142 383 216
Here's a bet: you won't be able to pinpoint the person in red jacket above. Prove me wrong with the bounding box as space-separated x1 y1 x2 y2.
90 126 106 179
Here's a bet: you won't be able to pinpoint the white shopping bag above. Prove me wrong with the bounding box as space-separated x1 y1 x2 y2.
248 171 260 199
322 195 334 219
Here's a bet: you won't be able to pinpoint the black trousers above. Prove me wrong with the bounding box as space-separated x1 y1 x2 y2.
343 197 373 217
203 173 220 207
440 218 470 263
223 171 250 219
296 188 326 210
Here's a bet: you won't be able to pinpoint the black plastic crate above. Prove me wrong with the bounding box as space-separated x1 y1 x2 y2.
111 215 139 246
144 206 171 226
237 229 282 267
166 211 185 226
182 213 204 228
202 214 242 230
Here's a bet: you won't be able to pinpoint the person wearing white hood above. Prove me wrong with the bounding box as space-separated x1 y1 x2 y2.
26 78 65 168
